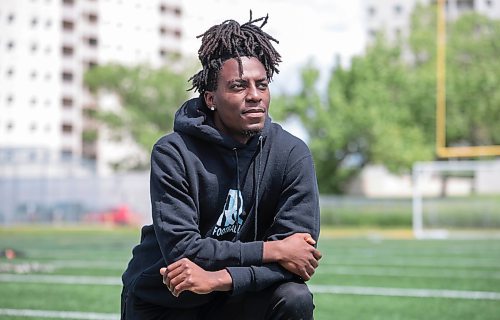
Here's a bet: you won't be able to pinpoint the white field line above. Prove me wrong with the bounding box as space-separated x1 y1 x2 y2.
50 260 126 269
319 258 500 268
308 285 500 300
0 274 121 285
7 256 500 270
317 266 500 280
0 308 119 320
4 260 126 269
1 274 499 301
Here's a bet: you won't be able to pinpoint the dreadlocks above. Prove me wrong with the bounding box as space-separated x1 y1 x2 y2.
189 11 282 94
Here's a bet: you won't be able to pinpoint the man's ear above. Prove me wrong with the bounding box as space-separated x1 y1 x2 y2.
204 91 215 108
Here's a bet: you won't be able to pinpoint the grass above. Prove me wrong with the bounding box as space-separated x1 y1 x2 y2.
0 226 499 320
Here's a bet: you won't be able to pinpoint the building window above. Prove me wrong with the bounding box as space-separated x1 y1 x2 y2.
87 37 98 46
30 71 38 79
62 71 73 82
6 122 14 131
86 13 98 23
31 43 38 53
62 123 73 134
159 3 181 16
85 60 97 69
30 97 38 106
62 45 74 56
6 95 14 105
45 19 52 28
7 13 15 24
62 0 75 5
7 41 15 51
31 17 38 27
30 123 38 132
174 29 181 38
485 0 492 7
368 6 376 17
394 5 403 15
457 0 474 10
62 19 75 31
61 148 73 159
62 97 73 108
6 68 14 78
159 48 168 57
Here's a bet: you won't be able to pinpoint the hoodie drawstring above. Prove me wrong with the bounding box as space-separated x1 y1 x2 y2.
233 148 241 228
254 136 263 241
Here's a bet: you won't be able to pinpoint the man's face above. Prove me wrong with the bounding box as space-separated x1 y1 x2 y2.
204 57 270 144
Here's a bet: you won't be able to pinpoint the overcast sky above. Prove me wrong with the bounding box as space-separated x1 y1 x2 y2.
181 0 366 94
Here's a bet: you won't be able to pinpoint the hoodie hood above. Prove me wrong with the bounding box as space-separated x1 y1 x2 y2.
173 97 270 149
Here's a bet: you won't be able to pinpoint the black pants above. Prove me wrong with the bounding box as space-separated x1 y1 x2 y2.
121 280 314 320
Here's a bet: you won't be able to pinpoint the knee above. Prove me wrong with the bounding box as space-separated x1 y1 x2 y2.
272 281 314 320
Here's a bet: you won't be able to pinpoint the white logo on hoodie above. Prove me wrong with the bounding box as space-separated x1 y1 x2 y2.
212 189 243 237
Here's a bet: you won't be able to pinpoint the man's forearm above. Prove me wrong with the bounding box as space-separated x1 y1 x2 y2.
161 258 233 296
262 233 321 281
211 269 233 292
262 240 283 263
262 233 317 263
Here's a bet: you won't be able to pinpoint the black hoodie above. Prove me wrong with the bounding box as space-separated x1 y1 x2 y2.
122 97 320 308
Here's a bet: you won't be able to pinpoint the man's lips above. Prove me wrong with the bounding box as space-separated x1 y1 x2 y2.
242 108 265 114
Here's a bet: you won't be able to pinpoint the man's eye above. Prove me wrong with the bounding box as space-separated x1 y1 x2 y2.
231 83 244 89
258 83 268 89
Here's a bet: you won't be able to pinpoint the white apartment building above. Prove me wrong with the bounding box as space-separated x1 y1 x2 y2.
0 0 182 175
362 0 500 44
0 0 63 159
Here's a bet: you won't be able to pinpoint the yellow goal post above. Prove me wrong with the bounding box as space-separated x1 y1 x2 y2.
435 0 500 158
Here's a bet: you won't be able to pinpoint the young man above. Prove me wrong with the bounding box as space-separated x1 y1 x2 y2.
121 13 322 320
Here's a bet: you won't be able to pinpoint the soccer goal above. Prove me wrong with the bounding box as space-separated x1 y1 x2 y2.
412 160 500 239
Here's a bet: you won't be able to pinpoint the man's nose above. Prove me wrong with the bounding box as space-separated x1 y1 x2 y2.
246 84 262 102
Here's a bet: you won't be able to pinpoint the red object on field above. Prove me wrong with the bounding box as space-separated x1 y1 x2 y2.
84 204 140 226
5 248 16 259
111 205 133 224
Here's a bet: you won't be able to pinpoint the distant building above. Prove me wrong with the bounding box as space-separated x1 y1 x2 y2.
362 0 500 45
0 0 182 175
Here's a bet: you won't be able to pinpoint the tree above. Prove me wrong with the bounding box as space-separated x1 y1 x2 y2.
272 41 433 193
272 5 500 194
84 63 195 169
445 13 500 146
409 5 500 147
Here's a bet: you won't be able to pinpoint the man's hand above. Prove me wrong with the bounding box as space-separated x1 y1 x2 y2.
263 233 322 281
160 258 232 297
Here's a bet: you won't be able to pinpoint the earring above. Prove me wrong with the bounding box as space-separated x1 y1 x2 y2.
210 105 215 111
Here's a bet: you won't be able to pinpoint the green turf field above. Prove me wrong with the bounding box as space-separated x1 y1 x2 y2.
0 226 499 320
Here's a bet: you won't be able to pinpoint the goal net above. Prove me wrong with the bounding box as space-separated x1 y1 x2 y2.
412 160 500 239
